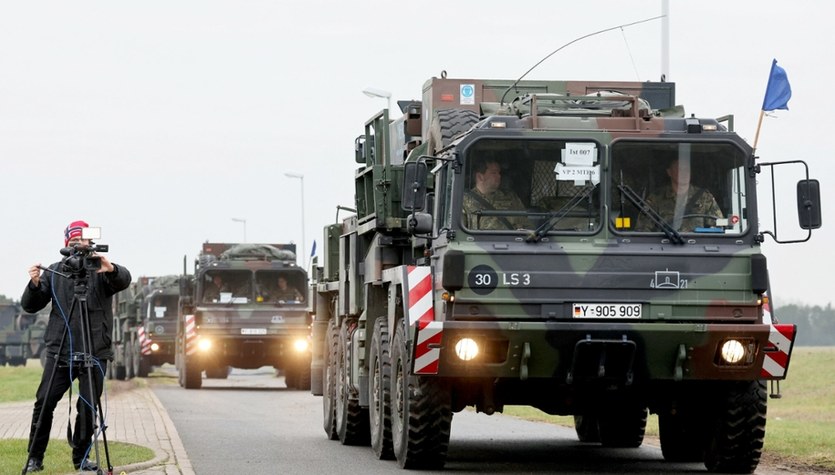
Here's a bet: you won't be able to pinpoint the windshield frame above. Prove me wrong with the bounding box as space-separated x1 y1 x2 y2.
453 136 604 237
609 137 753 238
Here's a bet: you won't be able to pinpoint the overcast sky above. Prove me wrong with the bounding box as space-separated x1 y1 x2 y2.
1 1 832 308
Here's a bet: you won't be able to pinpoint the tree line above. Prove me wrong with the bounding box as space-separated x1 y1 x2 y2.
775 303 835 346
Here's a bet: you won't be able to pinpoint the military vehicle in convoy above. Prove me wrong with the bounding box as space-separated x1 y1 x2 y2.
0 302 47 366
111 275 181 380
175 243 312 390
309 75 822 472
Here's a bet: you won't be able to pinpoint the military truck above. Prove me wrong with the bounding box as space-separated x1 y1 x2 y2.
309 76 822 472
175 243 312 390
0 302 47 366
111 275 181 380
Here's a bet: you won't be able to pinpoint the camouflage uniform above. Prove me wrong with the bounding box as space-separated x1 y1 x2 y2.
463 188 529 230
637 184 723 232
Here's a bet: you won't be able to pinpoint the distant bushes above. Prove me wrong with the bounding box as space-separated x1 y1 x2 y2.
775 303 835 346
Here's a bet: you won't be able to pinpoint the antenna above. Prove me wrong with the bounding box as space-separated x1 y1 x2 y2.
500 15 665 105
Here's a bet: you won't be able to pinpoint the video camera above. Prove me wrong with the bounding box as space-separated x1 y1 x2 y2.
60 227 109 276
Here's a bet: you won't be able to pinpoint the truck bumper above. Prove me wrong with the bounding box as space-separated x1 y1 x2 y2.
422 321 794 382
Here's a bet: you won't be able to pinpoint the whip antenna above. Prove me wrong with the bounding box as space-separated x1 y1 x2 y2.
500 15 665 105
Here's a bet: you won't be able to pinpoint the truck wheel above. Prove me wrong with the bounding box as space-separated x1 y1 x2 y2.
137 357 151 378
114 364 127 381
390 320 452 469
322 318 339 440
131 340 142 379
297 359 311 391
598 404 647 448
183 356 202 389
125 342 135 380
369 317 393 460
660 409 706 463
427 109 479 153
335 318 369 445
704 381 767 473
573 414 601 443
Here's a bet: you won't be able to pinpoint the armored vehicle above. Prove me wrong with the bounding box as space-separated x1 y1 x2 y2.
309 76 822 472
111 275 181 380
0 302 47 366
175 243 312 390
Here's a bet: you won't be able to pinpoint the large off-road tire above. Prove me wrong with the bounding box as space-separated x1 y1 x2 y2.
369 317 393 460
573 414 601 443
131 339 143 378
205 365 229 379
427 109 479 154
660 409 707 463
137 356 151 378
183 355 202 389
390 320 452 469
297 359 311 391
704 381 767 474
322 318 338 440
598 404 647 448
335 318 370 446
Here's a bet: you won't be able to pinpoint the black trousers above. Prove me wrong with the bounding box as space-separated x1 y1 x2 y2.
27 356 107 463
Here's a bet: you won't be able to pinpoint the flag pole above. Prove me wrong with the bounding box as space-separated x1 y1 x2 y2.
752 109 766 153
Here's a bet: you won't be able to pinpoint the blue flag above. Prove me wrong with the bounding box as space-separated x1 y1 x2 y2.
310 239 317 257
762 59 792 111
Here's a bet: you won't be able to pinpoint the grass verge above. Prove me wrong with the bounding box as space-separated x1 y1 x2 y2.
0 439 154 475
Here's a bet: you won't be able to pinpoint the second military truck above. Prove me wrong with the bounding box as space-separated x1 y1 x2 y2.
176 243 311 389
309 76 821 472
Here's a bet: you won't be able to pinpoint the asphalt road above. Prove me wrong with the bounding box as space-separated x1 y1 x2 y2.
149 367 755 474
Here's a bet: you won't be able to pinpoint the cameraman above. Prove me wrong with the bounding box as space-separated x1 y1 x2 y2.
21 220 131 473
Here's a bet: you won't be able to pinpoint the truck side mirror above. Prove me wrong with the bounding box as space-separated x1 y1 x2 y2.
407 212 433 234
797 179 822 230
401 162 428 211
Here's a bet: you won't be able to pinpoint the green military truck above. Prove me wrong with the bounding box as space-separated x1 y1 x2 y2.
309 76 822 472
111 275 181 380
175 243 312 390
0 302 47 366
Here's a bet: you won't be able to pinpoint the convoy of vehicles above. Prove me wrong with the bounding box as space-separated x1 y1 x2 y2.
110 275 181 380
174 243 312 390
0 302 47 367
307 75 821 472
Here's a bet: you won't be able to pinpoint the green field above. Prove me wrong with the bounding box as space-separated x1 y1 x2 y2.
503 347 835 472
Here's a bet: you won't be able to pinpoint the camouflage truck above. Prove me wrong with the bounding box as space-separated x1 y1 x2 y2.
0 302 47 366
110 275 181 380
309 76 822 472
175 243 312 390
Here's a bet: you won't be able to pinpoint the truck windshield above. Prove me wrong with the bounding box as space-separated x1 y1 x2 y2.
461 139 600 233
147 295 178 319
611 141 749 235
201 270 252 303
255 270 306 304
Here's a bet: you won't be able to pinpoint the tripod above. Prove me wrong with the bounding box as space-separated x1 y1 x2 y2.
23 266 113 475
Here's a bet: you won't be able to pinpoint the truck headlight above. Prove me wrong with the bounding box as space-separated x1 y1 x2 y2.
198 338 212 352
454 338 479 361
150 343 160 352
293 338 309 353
720 339 746 364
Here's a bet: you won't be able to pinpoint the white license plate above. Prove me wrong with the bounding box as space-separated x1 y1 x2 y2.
241 328 267 335
573 303 642 319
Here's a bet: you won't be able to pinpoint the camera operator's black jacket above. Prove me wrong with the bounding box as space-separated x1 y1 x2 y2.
22 261 131 363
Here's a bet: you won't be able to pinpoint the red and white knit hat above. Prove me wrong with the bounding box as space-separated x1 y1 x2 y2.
64 220 89 246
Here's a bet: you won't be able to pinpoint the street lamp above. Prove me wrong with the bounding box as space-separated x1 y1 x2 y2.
284 172 306 267
231 218 246 242
362 87 392 113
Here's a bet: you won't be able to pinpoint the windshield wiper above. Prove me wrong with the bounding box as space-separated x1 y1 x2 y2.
617 183 684 245
526 183 595 243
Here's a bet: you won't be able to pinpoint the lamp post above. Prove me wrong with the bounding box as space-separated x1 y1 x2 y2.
362 87 392 113
231 217 246 242
284 172 306 267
